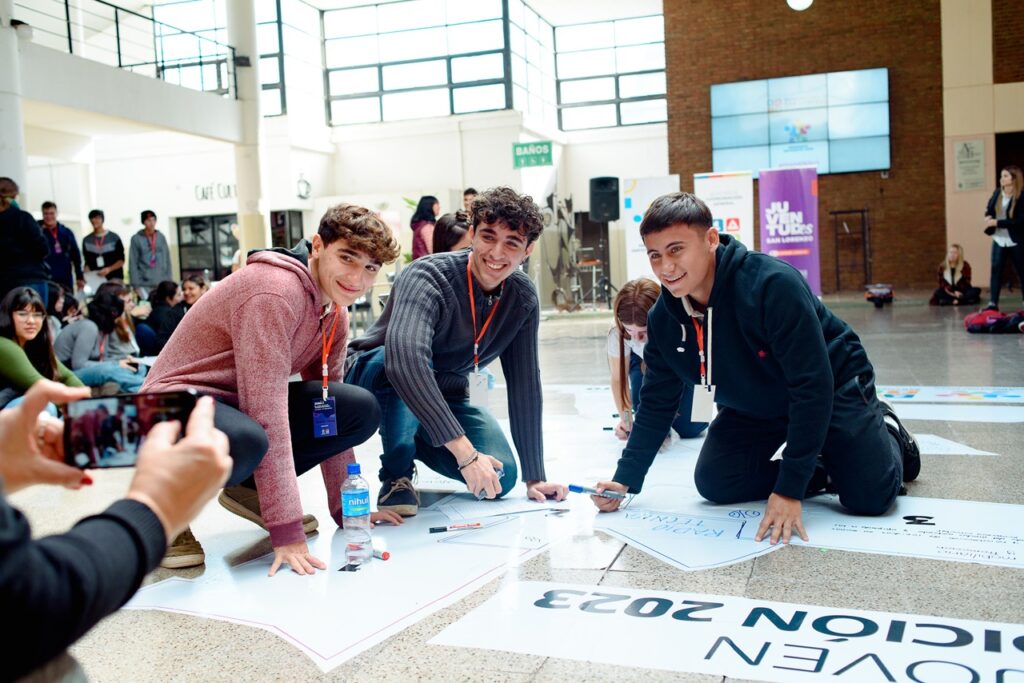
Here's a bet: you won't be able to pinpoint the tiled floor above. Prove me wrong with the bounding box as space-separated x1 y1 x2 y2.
10 292 1024 681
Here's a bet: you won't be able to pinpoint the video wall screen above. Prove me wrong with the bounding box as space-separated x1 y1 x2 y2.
710 68 890 177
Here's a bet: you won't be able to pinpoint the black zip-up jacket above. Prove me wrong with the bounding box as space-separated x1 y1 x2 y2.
613 235 872 500
985 189 1024 244
0 494 166 680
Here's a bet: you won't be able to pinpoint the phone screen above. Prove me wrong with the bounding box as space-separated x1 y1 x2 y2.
63 391 197 468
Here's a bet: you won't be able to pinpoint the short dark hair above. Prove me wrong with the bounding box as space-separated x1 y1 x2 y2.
41 201 57 211
639 192 714 238
432 211 471 253
152 280 179 305
86 290 124 334
463 187 478 196
318 203 401 264
88 209 105 221
140 209 156 223
470 186 544 244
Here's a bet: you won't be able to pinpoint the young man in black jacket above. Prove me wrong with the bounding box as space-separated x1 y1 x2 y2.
593 193 920 544
0 380 231 679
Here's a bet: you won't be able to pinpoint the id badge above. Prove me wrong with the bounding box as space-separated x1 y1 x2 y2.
690 384 716 422
95 255 105 268
312 397 338 438
468 371 489 407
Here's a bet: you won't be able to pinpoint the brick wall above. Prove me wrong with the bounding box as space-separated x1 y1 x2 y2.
663 0 944 292
993 0 1024 83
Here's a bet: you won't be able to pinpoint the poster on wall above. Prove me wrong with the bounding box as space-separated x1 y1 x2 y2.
621 176 680 283
758 166 821 295
954 139 985 191
693 171 755 248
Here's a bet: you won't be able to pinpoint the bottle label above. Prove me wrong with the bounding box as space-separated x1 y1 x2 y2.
342 490 370 517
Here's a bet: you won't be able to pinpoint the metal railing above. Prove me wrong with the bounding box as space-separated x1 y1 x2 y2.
13 0 237 98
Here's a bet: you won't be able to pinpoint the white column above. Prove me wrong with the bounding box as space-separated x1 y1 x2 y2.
226 0 268 259
0 0 28 188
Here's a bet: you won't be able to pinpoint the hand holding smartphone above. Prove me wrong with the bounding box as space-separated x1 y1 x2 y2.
63 390 198 468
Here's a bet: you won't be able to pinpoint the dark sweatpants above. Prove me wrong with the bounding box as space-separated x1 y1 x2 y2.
694 372 903 515
212 380 381 487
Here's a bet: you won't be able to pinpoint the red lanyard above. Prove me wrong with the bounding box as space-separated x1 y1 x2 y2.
466 255 501 371
49 227 62 254
146 232 157 254
94 233 105 249
321 309 340 400
692 317 707 386
98 333 107 359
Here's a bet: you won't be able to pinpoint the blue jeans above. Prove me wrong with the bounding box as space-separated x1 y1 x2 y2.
74 362 145 393
345 347 517 495
629 351 707 439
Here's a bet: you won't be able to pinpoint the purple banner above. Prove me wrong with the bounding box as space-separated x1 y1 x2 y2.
758 166 820 295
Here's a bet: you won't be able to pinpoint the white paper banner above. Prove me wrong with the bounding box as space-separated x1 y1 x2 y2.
619 176 680 283
878 386 1024 403
432 581 1024 682
694 170 755 248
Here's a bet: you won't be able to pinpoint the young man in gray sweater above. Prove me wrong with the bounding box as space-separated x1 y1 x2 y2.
347 187 567 515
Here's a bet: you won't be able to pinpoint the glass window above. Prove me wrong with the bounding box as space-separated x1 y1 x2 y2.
323 7 377 38
447 20 504 55
445 0 502 23
508 0 524 28
513 84 527 111
383 60 447 90
379 26 447 62
451 53 504 83
376 0 445 33
511 54 527 87
260 56 280 86
261 87 283 116
556 22 615 52
615 43 665 73
508 25 526 57
331 97 381 125
620 98 667 125
453 83 506 113
526 36 541 66
557 49 616 79
256 22 279 54
561 104 617 130
382 88 450 121
325 36 379 68
329 67 380 95
615 16 663 46
619 72 665 98
560 77 616 104
255 0 278 25
281 0 320 36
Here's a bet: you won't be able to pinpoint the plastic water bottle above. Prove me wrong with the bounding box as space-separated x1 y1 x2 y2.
341 463 372 565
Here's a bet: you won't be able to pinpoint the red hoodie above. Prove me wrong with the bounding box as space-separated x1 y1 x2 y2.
143 248 351 547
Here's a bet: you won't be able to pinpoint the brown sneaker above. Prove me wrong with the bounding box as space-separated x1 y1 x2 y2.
218 485 319 535
377 476 420 517
160 527 205 569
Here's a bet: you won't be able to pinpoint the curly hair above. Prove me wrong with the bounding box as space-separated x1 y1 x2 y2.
469 187 544 244
318 203 401 264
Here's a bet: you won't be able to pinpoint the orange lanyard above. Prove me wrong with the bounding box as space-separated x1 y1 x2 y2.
98 333 107 359
467 255 501 371
321 309 340 401
692 317 707 386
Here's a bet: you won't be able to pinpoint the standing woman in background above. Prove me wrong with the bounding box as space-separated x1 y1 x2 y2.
410 195 440 260
983 165 1024 310
608 279 707 442
0 287 84 410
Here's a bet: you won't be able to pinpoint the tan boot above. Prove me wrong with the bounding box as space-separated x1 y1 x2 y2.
160 527 205 569
218 485 318 534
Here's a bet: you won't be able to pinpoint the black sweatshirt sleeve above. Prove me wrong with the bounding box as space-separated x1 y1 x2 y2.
762 273 834 499
612 315 685 492
0 495 167 680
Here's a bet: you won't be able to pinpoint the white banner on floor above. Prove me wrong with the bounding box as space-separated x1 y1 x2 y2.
595 494 1024 572
878 386 1024 403
431 581 1024 682
693 170 755 248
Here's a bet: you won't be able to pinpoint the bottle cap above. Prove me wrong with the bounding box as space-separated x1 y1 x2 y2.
347 463 361 475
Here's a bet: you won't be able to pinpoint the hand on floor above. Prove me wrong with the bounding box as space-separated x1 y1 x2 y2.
755 493 809 545
269 541 327 577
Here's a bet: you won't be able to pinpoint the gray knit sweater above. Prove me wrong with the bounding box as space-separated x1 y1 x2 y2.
349 249 545 482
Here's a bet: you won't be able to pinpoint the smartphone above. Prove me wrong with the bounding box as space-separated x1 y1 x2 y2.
63 390 198 468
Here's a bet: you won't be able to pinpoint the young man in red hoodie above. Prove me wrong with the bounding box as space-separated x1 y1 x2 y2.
144 204 402 576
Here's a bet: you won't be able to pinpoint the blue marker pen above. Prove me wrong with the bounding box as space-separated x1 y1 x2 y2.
568 484 626 499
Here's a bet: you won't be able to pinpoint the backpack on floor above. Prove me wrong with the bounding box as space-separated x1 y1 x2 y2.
864 283 893 309
964 309 1024 333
